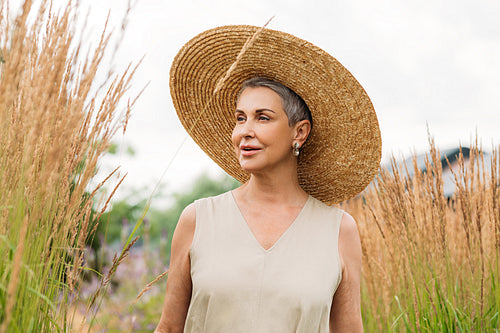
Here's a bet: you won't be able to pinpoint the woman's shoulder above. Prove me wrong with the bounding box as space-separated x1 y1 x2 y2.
339 212 358 237
308 195 345 217
175 202 197 236
307 197 361 239
194 190 234 207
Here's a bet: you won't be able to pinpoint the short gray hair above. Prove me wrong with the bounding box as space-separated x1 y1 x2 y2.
239 77 312 128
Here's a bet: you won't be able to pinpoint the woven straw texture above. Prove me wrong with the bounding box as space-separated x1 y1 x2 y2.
170 25 381 205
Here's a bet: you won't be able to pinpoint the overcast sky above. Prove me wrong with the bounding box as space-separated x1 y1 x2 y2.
17 0 500 201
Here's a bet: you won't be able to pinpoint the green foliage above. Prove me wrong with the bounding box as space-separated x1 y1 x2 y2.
108 143 119 155
95 173 239 258
98 198 146 246
126 145 136 156
107 142 136 156
148 173 239 252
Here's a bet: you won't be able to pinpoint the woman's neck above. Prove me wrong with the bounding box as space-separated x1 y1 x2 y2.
235 171 308 207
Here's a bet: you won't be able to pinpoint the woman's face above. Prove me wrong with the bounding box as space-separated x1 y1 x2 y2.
232 86 296 174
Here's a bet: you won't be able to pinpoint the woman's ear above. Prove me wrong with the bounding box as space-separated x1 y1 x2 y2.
293 120 311 146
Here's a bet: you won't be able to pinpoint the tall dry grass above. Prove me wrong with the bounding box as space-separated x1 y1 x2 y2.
0 1 139 331
346 139 500 331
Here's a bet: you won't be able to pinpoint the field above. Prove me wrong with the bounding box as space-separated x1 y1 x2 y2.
346 142 500 331
1 1 499 332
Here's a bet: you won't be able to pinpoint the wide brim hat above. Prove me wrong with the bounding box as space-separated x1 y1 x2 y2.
170 25 381 205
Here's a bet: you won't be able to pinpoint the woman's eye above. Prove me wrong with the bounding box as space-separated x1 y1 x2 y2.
259 115 270 121
236 116 245 122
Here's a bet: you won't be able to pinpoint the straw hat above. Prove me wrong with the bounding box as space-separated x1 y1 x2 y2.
170 25 381 205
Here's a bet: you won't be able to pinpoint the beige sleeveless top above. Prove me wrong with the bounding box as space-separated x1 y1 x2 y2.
184 191 343 333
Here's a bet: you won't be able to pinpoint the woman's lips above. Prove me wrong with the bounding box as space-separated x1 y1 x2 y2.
240 145 262 156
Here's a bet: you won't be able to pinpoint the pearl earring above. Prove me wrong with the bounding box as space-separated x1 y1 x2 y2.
293 142 300 157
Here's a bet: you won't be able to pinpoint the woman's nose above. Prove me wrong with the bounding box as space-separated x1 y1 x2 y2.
239 121 255 138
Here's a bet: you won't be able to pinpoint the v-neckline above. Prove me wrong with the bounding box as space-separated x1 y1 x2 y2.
229 191 311 253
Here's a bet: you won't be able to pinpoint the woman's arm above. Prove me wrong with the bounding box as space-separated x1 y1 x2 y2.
155 203 196 333
329 212 363 333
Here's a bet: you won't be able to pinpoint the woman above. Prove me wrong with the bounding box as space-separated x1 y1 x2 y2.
156 25 381 332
